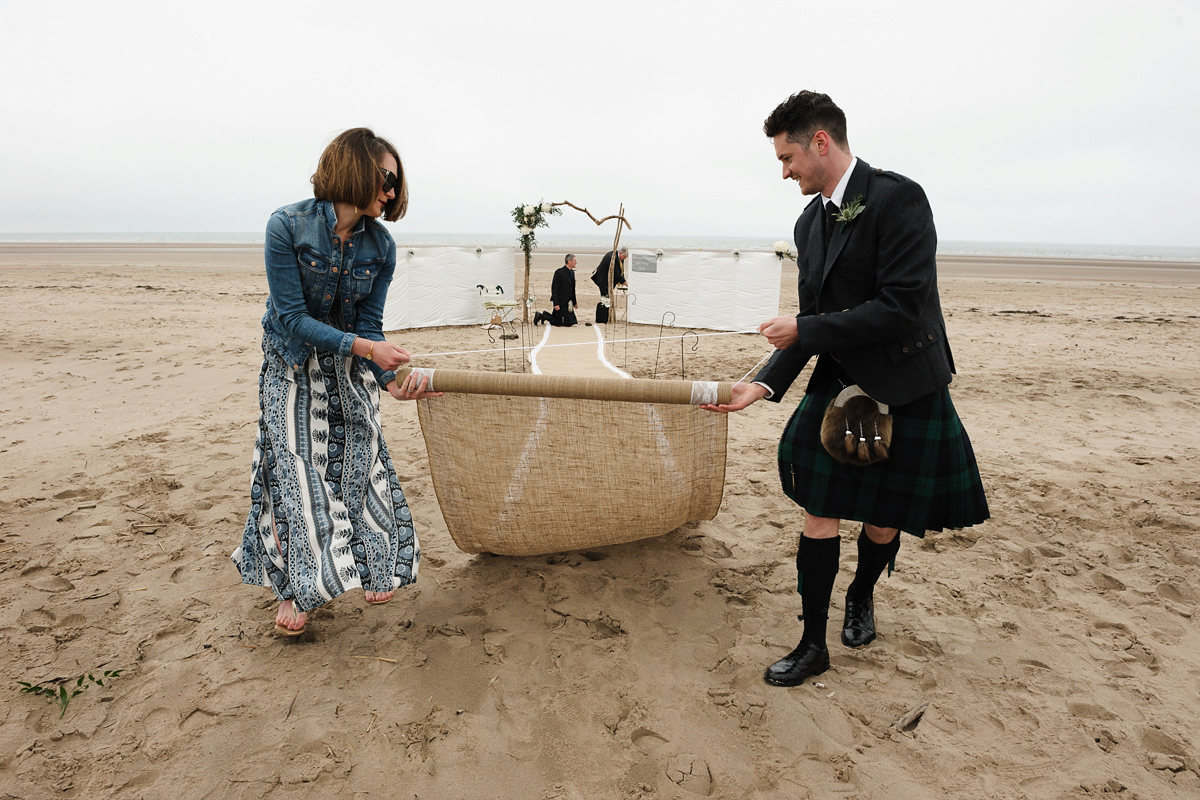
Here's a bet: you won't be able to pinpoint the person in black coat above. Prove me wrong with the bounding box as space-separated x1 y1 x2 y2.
590 247 627 298
549 253 578 326
590 247 627 323
705 91 988 687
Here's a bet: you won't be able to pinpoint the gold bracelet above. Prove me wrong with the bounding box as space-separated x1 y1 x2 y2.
366 342 375 361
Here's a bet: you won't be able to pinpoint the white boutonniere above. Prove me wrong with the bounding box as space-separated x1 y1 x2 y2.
834 195 866 232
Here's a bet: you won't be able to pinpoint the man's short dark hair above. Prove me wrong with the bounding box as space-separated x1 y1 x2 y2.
763 91 849 150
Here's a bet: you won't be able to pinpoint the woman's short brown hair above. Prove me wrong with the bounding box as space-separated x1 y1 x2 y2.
311 128 409 222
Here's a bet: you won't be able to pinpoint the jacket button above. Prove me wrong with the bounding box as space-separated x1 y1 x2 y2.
902 347 909 353
916 342 923 348
325 294 331 300
333 267 338 273
927 334 934 340
310 261 316 266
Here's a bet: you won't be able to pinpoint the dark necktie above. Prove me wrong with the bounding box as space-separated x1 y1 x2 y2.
824 200 839 244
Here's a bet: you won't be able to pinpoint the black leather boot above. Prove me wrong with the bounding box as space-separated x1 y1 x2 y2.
764 535 839 686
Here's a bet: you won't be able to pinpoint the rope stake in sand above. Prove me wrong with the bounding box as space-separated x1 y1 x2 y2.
407 329 761 359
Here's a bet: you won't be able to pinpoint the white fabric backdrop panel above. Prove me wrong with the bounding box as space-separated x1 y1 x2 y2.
383 246 514 330
625 250 781 332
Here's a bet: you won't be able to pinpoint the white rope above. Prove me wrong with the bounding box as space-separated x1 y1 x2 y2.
407 329 760 359
735 351 775 385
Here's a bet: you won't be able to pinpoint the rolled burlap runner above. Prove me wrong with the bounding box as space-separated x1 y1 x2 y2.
396 367 731 406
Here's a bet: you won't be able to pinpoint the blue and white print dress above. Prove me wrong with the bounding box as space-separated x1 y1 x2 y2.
232 336 419 611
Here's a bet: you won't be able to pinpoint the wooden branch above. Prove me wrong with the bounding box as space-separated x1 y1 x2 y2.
551 201 632 231
890 701 929 731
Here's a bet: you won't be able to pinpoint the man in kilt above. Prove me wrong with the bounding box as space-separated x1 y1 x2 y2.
705 91 989 686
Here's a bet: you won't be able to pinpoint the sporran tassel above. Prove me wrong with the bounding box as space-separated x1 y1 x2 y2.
857 420 870 462
821 386 893 466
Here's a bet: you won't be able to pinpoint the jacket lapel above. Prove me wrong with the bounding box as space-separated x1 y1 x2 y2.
821 159 872 285
801 196 825 291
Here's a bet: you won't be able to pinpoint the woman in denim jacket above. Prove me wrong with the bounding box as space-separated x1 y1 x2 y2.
231 128 440 636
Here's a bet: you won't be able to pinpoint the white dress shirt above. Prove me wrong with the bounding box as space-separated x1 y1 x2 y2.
751 156 859 400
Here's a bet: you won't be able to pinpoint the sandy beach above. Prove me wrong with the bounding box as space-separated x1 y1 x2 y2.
1 243 1199 799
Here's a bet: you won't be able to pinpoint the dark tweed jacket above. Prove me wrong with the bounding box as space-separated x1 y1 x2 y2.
754 159 955 407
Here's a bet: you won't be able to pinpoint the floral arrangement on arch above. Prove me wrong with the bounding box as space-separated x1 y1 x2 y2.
774 240 796 261
512 202 562 256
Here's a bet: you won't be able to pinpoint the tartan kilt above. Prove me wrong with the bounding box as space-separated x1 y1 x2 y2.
778 374 989 537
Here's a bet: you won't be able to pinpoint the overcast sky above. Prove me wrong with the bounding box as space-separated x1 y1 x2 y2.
2 0 1197 246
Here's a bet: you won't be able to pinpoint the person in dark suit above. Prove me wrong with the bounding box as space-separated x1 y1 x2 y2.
590 247 627 323
591 247 628 296
549 253 578 326
704 91 989 687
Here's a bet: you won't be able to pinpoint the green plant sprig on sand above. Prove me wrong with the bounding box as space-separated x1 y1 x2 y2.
18 669 124 718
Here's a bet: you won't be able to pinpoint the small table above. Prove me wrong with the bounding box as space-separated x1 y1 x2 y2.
483 299 520 328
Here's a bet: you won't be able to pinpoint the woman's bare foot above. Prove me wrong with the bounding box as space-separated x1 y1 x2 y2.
275 600 307 635
364 589 395 605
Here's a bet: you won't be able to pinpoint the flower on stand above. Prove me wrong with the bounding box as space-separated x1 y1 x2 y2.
511 201 562 255
774 240 796 260
511 200 564 323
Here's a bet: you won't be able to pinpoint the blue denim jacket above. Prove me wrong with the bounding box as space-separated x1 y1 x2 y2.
261 198 397 388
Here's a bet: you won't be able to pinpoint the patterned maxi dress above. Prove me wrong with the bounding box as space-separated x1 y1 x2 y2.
231 331 419 612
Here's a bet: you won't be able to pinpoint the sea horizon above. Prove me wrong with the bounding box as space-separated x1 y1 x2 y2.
1 232 1198 262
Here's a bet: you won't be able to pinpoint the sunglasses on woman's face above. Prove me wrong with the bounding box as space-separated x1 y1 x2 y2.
378 167 399 194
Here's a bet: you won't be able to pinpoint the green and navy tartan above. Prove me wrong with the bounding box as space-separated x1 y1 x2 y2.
778 373 989 538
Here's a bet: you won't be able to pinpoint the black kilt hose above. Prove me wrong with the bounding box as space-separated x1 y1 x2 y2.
778 357 989 537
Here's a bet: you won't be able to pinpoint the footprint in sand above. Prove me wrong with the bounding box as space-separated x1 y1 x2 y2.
665 753 713 796
19 607 56 633
1066 701 1118 721
679 534 732 559
141 707 178 762
28 575 75 593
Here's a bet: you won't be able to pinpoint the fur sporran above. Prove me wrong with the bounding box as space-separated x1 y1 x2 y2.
820 385 893 466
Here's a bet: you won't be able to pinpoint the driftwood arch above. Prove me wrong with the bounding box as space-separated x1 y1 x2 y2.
520 201 632 322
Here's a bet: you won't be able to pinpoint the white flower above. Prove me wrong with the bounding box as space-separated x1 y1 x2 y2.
519 226 533 235
540 202 553 213
774 240 796 259
523 205 536 217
